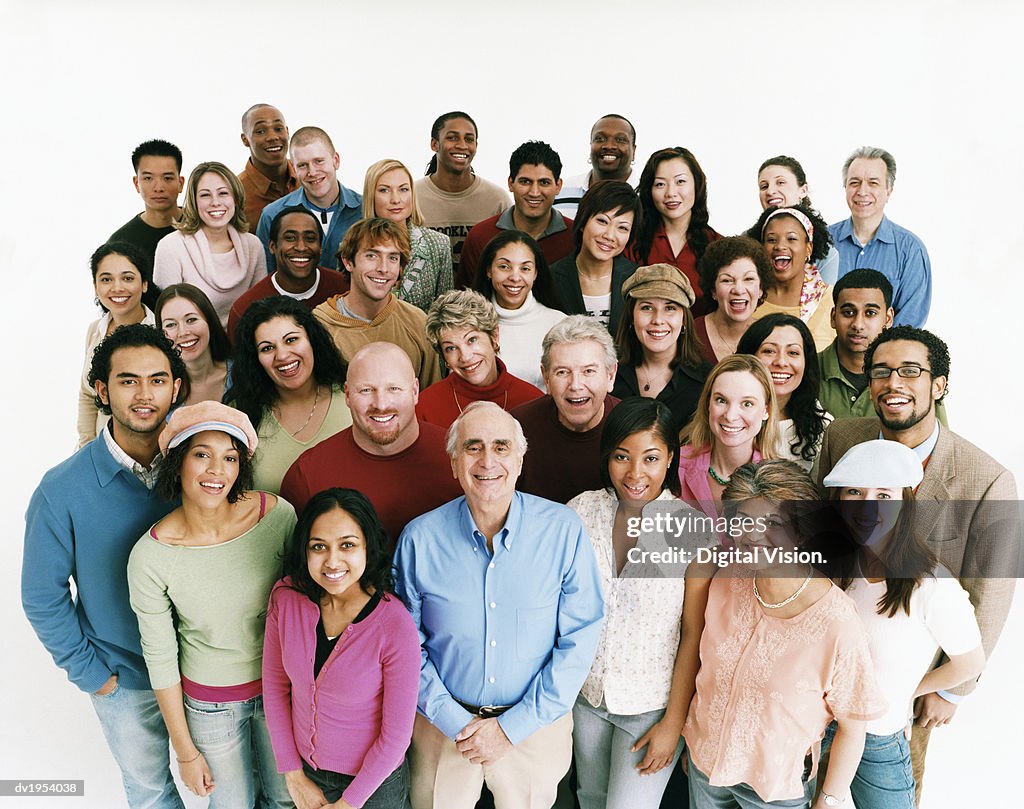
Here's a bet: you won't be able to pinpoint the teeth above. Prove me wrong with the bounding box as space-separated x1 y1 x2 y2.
266 146 282 152
647 330 670 338
289 257 311 265
177 338 199 350
566 397 589 404
770 372 793 381
277 360 299 373
475 474 501 480
884 396 910 405
200 482 224 491
324 571 346 581
370 414 396 422
109 296 130 304
720 424 744 433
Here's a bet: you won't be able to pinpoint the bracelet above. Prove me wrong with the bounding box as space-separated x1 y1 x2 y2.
176 750 203 764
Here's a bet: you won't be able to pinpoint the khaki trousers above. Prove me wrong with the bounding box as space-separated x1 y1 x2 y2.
409 712 573 809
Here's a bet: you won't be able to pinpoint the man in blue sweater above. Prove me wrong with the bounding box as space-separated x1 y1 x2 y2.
23 324 186 809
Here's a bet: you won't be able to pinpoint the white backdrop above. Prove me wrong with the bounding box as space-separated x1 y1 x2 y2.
2 1 1021 806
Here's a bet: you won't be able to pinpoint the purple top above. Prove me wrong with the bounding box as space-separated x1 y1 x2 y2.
262 580 420 808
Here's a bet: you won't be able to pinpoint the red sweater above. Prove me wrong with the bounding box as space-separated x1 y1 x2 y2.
279 424 461 546
416 359 543 430
457 211 576 289
227 268 350 343
511 394 620 504
626 225 721 317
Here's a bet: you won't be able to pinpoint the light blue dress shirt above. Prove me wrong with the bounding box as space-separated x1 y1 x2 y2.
828 215 932 327
394 492 604 745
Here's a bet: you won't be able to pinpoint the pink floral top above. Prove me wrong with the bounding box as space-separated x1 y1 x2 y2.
683 575 884 802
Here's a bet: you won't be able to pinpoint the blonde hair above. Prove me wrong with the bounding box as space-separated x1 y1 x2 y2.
425 289 500 353
175 161 248 235
680 353 779 459
362 159 424 227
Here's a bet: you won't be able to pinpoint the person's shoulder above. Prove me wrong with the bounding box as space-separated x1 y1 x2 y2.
510 393 552 421
472 175 510 198
566 487 611 514
940 427 1012 482
519 491 585 527
109 213 144 239
413 420 451 450
467 214 500 234
261 188 305 220
883 216 925 245
293 427 352 464
549 254 575 275
33 443 100 498
823 416 879 444
401 496 464 537
394 296 428 323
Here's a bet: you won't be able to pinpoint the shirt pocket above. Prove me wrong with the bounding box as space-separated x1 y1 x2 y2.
516 603 557 661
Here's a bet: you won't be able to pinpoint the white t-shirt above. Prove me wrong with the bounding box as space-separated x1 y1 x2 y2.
847 566 981 734
581 292 611 327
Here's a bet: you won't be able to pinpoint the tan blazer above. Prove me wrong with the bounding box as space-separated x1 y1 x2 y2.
818 416 1019 696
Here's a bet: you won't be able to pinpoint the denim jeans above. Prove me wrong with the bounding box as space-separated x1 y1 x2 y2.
90 684 184 809
687 751 813 808
572 697 684 809
822 722 915 809
183 693 291 809
303 758 411 808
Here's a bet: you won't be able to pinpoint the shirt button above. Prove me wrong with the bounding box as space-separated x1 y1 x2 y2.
489 676 495 684
490 640 497 647
489 562 495 569
489 601 496 609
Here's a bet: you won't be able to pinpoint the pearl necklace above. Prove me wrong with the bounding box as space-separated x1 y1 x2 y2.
753 565 812 609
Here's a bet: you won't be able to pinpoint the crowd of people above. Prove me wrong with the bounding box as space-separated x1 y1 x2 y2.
22 105 1017 809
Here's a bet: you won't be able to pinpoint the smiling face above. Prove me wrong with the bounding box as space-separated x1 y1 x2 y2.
544 340 616 433
196 171 236 231
708 370 769 450
432 117 477 175
508 163 562 224
179 430 240 506
762 215 812 285
450 406 524 507
844 157 892 223
242 105 289 169
307 507 367 598
94 253 147 320
373 167 414 223
754 325 805 410
255 316 315 393
292 139 340 207
487 240 537 310
608 428 672 506
651 157 695 222
713 258 762 324
633 297 684 359
757 164 807 210
869 340 945 435
160 296 211 364
343 237 403 314
439 326 499 387
837 486 903 549
580 207 634 262
95 345 180 438
271 211 322 291
134 155 183 214
344 346 419 453
589 117 635 182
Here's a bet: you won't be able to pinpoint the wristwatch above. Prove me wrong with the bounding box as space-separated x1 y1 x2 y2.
822 793 846 806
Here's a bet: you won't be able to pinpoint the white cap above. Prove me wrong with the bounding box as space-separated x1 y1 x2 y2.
823 439 923 490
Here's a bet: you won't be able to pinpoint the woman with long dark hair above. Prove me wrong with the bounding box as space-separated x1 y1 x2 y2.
156 283 232 406
738 313 831 471
227 296 351 494
263 488 420 809
628 147 721 316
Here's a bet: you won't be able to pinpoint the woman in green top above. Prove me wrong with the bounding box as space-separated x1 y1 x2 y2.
227 296 352 494
127 401 297 808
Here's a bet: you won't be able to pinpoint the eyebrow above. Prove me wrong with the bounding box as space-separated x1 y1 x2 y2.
114 371 170 379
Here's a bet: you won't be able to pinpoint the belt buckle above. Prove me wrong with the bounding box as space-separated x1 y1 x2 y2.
478 705 502 718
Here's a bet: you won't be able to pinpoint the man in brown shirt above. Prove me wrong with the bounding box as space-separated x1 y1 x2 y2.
238 103 298 226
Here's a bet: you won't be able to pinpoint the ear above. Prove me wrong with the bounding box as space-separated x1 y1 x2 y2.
341 256 355 275
177 176 184 193
450 454 459 480
95 379 110 406
884 308 895 328
507 177 515 194
830 306 837 330
132 176 141 194
555 178 563 194
171 377 183 404
332 152 341 171
931 374 947 401
430 138 440 155
241 133 251 148
411 378 420 405
142 280 149 294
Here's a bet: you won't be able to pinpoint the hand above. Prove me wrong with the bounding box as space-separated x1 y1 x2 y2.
913 692 958 729
94 674 118 696
178 751 215 797
455 717 513 765
285 769 328 809
325 799 356 809
632 718 681 775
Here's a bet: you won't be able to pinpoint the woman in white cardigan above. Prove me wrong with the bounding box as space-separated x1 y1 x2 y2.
154 161 266 327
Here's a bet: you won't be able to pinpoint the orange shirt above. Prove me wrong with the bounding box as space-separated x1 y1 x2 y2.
238 158 299 228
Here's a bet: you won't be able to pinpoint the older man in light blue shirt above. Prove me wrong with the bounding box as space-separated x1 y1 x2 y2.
395 401 604 809
828 146 932 327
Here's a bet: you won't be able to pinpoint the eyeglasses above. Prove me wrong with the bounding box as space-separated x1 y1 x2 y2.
868 365 933 380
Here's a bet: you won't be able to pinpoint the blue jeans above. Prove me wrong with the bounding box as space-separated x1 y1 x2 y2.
183 693 291 809
303 759 411 808
687 751 812 809
822 723 915 809
90 684 184 809
573 697 684 809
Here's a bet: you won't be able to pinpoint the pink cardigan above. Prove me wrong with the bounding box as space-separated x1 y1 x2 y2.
262 581 420 808
678 446 763 519
153 226 267 326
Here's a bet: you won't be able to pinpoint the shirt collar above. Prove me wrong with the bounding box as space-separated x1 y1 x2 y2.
101 422 162 489
458 490 524 551
497 207 569 238
272 268 321 300
299 182 361 212
878 420 940 463
819 340 846 382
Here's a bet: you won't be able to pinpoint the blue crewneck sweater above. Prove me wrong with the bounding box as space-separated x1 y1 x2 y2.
23 437 178 692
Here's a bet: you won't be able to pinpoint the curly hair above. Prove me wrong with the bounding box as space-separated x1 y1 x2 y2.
156 433 254 504
87 323 187 415
282 488 396 603
635 147 712 266
226 296 348 430
864 325 950 403
745 202 832 265
737 314 827 462
424 289 499 355
90 240 161 312
472 230 567 312
696 236 772 309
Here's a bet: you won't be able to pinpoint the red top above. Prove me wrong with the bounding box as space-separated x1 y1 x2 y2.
416 358 543 430
457 212 576 289
626 224 721 317
279 424 462 547
227 268 350 343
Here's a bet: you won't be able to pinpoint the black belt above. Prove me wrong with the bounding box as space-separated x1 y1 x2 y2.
455 699 513 718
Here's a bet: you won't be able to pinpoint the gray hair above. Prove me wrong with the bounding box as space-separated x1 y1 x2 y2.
540 314 617 371
424 289 500 353
445 401 528 458
842 146 896 189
